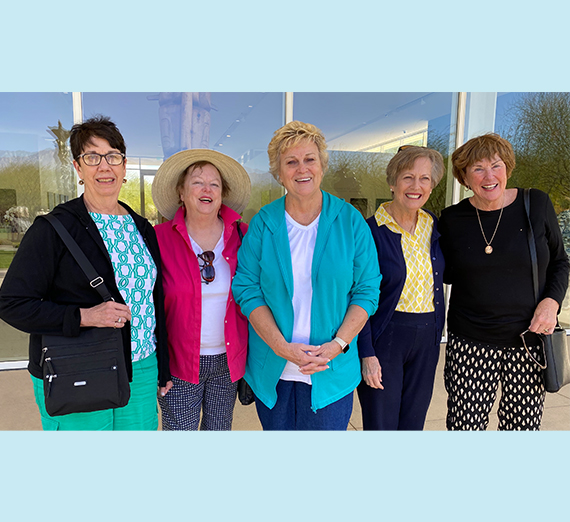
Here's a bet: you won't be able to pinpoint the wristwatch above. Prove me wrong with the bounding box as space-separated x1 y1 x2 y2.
333 336 349 353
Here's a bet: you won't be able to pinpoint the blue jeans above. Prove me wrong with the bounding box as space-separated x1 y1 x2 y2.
255 380 353 430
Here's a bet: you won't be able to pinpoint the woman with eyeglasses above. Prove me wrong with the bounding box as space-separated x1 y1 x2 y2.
356 145 446 430
439 133 569 430
0 115 172 430
232 121 381 430
152 149 251 430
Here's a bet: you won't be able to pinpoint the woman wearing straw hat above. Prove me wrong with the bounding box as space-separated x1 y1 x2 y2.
152 149 251 430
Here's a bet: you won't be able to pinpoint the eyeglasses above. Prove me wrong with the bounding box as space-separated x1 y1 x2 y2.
520 330 546 369
78 152 125 166
197 251 215 284
397 145 427 153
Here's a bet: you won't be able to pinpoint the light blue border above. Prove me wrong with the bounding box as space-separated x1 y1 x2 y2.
2 3 570 520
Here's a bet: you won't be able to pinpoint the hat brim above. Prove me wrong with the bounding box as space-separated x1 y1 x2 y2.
152 149 252 221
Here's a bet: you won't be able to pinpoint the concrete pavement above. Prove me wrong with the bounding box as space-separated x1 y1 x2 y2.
1 344 569 430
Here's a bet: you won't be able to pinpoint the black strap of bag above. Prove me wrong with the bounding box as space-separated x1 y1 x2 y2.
40 213 130 416
523 189 539 304
522 189 570 393
236 220 244 242
521 189 547 368
234 220 255 406
43 213 114 302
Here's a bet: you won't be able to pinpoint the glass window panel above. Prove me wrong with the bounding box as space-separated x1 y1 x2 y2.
293 92 456 219
495 92 570 328
82 92 285 224
0 92 74 362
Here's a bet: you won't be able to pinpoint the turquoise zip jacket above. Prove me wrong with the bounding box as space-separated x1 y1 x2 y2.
232 191 381 412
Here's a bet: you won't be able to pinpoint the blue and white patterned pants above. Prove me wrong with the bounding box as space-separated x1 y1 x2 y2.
158 353 238 431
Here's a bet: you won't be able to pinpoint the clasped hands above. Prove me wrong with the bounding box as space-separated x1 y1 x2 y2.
277 340 344 375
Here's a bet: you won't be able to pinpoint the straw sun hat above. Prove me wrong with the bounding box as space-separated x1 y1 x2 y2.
152 149 251 220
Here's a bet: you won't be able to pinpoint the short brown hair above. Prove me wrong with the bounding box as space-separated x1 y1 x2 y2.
70 115 126 160
451 133 516 187
386 146 445 188
267 121 329 184
176 161 228 204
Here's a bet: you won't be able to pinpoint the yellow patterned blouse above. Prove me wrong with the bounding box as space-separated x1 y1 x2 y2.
375 202 435 313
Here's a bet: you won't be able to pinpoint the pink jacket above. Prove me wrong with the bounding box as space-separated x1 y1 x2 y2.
154 204 248 384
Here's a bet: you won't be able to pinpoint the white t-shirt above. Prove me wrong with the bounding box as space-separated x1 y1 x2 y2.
189 231 231 355
280 211 320 384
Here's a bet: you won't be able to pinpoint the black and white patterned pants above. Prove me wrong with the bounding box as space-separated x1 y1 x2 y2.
158 353 238 431
444 332 546 431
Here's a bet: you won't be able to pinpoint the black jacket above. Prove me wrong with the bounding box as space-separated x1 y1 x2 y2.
0 196 171 386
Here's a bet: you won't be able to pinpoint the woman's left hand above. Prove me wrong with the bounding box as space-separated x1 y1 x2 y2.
158 380 173 397
528 297 559 335
298 341 342 374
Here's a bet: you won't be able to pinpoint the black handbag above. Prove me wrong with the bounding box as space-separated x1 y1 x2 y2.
40 214 131 416
237 378 255 406
234 221 255 406
522 189 570 393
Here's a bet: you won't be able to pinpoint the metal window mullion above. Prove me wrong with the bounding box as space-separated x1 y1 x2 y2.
452 92 467 205
442 91 467 344
72 92 84 195
284 92 294 125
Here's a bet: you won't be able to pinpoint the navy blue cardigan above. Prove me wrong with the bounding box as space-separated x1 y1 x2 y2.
357 209 446 358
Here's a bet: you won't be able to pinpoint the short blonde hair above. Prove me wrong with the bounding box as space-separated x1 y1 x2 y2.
386 146 445 189
267 121 329 184
451 133 516 187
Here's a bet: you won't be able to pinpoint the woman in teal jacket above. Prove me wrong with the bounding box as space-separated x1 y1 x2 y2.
232 121 381 430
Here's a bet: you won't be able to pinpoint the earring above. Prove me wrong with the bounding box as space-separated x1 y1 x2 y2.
78 179 84 185
122 179 127 184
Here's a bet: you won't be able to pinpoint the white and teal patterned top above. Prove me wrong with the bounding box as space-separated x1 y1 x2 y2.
90 213 157 362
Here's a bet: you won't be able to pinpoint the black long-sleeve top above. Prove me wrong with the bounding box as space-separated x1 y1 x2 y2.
0 196 171 386
439 188 569 346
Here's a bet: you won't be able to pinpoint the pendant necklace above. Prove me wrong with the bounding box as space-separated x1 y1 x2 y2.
475 195 505 255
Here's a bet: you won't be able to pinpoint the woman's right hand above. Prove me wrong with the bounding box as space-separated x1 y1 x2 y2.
80 302 132 329
275 342 330 375
361 356 383 389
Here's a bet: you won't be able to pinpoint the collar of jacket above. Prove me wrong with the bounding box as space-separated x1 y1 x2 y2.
374 206 441 245
52 195 154 278
255 190 348 301
257 190 344 232
170 203 242 243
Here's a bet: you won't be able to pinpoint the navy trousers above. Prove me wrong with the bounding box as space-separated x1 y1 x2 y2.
357 312 440 430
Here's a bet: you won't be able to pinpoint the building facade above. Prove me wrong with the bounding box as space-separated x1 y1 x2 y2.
1 91 569 366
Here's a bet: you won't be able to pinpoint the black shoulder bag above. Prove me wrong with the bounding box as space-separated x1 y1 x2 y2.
234 221 255 406
40 214 131 416
521 188 570 393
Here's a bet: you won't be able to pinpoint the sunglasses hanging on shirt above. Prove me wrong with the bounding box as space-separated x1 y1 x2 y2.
197 250 215 284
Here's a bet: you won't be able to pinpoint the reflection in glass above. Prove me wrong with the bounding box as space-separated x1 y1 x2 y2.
0 92 75 362
83 92 285 224
294 92 455 219
497 92 570 328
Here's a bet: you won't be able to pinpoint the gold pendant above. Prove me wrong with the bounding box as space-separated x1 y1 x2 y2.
485 245 493 254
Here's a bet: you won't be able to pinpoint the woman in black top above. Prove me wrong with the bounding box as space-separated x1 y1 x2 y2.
439 133 569 430
0 116 172 430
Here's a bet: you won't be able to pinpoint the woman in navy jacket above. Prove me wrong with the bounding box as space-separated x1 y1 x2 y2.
357 145 445 430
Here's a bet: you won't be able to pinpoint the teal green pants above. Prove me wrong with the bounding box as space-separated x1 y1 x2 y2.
32 351 159 431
